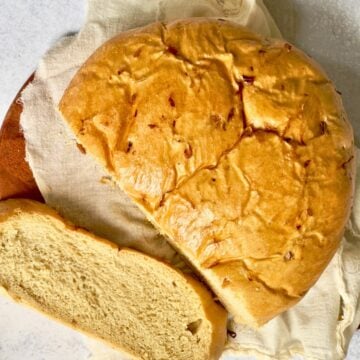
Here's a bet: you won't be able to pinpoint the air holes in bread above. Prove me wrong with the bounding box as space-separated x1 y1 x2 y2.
186 319 202 335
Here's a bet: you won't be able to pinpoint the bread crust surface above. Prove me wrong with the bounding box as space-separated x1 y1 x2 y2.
60 19 355 326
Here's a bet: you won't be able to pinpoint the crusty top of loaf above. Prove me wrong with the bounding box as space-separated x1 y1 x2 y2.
59 19 355 326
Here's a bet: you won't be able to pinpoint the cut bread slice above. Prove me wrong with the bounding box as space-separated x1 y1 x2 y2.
0 199 227 360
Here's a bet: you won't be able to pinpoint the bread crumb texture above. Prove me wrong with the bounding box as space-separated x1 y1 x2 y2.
0 199 227 360
59 19 355 326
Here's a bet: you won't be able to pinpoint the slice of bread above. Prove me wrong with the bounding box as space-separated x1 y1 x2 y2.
0 199 227 360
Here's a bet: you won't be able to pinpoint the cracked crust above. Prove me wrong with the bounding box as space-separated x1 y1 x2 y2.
59 19 355 327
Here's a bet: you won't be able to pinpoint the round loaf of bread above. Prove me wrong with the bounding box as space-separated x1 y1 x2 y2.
59 19 355 327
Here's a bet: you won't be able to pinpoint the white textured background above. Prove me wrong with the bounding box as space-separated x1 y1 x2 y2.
0 1 359 359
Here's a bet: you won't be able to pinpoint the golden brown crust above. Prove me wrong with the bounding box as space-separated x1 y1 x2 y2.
59 19 355 326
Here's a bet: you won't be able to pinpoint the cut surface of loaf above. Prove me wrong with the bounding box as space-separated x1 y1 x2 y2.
59 19 355 326
0 199 227 360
